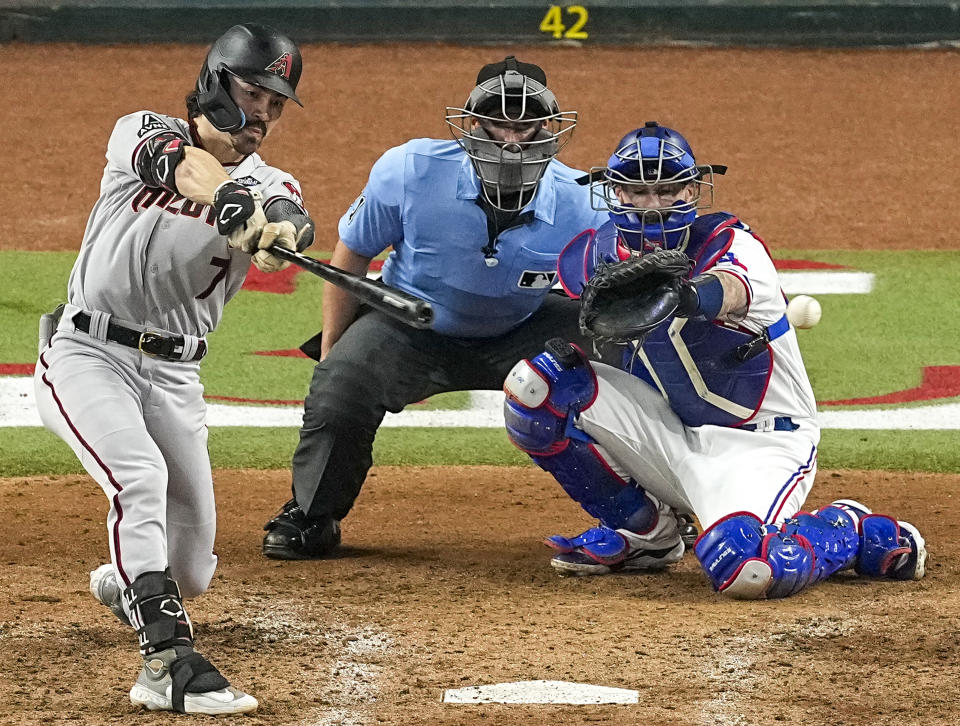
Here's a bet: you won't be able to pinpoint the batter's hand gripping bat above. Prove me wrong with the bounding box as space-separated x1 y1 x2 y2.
267 246 434 330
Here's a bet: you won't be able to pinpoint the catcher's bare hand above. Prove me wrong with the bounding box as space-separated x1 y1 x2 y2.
578 249 692 343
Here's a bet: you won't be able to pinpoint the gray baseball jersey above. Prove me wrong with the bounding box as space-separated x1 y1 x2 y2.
34 109 306 594
68 110 306 336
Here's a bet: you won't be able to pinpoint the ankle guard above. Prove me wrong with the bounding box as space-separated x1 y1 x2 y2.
855 514 912 577
123 571 194 656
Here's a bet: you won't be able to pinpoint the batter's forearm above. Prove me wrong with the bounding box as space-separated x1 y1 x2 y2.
175 146 233 205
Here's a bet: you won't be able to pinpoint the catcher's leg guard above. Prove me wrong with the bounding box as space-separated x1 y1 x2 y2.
123 571 256 714
503 338 655 532
694 505 861 599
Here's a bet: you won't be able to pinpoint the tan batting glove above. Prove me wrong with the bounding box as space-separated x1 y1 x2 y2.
251 220 297 273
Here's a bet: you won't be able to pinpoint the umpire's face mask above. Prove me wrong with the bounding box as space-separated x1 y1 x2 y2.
463 123 558 212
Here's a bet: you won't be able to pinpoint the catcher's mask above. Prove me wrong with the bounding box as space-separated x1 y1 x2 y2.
582 122 723 254
195 23 303 133
445 56 577 212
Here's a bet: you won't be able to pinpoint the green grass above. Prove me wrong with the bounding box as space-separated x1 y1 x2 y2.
3 249 960 477
1 427 956 478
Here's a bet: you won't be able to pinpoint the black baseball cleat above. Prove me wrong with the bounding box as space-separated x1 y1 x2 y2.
677 512 699 552
262 499 342 560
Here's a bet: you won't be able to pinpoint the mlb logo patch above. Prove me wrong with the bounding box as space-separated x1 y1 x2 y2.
518 270 557 289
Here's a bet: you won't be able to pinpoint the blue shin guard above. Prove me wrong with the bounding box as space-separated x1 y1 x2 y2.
504 339 656 532
695 506 861 599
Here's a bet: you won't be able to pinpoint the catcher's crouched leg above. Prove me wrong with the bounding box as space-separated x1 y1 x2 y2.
124 571 257 715
503 339 684 576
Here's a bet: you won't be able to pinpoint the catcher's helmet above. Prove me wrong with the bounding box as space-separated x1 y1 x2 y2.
587 122 720 254
445 56 577 212
195 23 303 132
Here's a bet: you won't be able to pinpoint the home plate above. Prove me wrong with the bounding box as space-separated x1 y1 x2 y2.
442 680 639 704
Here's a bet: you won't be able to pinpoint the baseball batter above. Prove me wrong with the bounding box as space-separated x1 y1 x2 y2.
503 122 928 599
32 24 312 713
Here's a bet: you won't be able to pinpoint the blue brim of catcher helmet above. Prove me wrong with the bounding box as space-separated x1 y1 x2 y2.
557 229 597 299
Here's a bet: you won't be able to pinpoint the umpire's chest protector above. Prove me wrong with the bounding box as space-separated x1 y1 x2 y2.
627 214 773 428
388 148 583 336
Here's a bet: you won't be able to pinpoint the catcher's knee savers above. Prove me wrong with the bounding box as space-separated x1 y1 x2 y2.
503 338 654 531
694 502 916 599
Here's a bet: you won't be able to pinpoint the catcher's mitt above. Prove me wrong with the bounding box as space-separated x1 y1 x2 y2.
578 248 692 343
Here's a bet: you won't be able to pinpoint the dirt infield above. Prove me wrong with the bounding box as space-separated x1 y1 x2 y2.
0 468 956 725
5 43 960 255
3 42 960 724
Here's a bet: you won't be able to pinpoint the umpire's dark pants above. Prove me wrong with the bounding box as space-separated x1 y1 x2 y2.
291 292 591 521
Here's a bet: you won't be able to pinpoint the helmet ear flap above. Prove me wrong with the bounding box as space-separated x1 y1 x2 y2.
195 66 245 132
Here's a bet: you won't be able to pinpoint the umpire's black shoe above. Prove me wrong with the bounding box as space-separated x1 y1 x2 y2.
262 499 341 560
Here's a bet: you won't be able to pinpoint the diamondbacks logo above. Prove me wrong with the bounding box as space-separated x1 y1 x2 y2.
138 113 168 137
265 53 293 79
518 270 557 289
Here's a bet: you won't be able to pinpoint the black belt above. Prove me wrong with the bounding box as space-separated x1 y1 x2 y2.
741 416 798 432
73 312 207 362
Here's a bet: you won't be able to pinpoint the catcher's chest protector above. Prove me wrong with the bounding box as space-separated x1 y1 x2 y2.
627 213 772 428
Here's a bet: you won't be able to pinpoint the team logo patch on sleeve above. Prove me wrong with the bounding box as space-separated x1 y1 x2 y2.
518 270 558 289
234 176 261 187
265 53 293 79
138 113 168 137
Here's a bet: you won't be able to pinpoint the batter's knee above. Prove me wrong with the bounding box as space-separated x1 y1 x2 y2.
167 550 217 598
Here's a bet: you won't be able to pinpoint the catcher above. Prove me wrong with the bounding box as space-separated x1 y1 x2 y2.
502 122 927 599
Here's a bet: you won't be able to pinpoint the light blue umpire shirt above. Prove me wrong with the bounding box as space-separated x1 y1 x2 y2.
338 138 606 338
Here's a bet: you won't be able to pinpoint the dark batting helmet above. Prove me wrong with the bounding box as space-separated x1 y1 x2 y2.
195 23 303 132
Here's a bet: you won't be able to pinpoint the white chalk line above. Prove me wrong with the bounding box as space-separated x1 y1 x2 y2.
1 378 957 429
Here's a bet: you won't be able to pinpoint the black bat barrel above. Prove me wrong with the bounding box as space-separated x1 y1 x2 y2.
267 246 434 330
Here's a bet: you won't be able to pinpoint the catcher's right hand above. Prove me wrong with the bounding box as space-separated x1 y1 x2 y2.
578 248 692 343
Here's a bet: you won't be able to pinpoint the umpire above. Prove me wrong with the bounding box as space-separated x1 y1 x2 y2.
262 56 605 559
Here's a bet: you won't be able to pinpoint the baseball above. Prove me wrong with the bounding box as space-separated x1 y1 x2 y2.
786 295 822 329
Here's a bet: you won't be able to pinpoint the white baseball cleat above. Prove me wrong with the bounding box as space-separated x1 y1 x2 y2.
891 521 928 581
89 563 130 626
129 647 258 715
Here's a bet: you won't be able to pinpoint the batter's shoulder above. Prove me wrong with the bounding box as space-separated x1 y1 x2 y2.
114 110 189 138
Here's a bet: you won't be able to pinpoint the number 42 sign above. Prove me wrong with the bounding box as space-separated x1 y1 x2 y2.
540 5 589 40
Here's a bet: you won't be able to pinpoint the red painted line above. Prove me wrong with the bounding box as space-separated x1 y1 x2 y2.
0 363 34 375
819 366 960 406
253 348 310 358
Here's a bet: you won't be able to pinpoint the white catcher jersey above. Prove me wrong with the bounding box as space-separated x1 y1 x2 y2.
66 110 308 337
702 226 818 424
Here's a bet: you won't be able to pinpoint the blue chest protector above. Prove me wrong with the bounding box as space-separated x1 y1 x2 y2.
621 213 783 428
557 212 787 428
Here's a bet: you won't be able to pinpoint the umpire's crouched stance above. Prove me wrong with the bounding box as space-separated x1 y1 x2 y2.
262 56 606 559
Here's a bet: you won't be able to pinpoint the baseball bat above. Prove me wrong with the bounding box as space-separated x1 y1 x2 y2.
267 246 435 329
